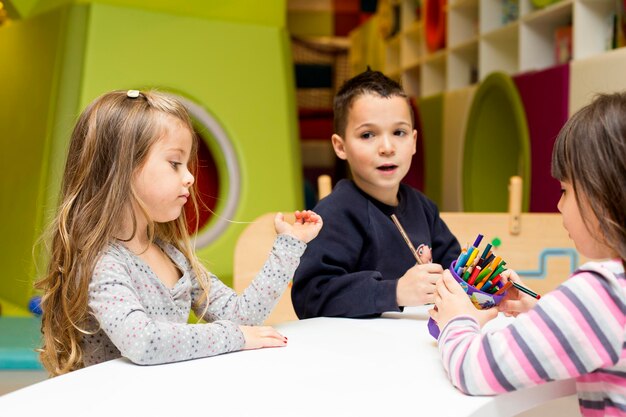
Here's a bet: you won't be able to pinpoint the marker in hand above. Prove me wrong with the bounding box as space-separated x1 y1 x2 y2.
391 214 432 264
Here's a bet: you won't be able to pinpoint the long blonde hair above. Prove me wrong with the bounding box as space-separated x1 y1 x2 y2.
35 90 211 376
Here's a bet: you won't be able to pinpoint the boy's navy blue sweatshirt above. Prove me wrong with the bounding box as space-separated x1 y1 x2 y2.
292 179 461 319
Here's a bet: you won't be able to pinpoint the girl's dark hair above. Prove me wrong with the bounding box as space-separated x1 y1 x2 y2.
552 91 626 269
333 69 411 137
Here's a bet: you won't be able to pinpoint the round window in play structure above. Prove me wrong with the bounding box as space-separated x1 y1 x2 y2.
170 94 241 249
183 130 219 236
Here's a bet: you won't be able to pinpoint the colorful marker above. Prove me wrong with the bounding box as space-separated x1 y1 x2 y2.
512 282 541 299
480 253 495 269
464 247 479 268
475 278 490 290
494 281 513 295
473 267 492 285
467 266 482 285
480 243 492 261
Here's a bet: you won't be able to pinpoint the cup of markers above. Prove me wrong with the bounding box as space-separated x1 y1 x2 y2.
428 234 510 339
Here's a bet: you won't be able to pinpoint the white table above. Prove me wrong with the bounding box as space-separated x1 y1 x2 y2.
0 307 576 416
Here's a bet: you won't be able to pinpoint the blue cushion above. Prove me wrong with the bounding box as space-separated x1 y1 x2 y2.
0 317 43 370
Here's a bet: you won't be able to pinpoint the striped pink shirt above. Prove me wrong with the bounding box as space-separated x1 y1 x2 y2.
438 260 626 416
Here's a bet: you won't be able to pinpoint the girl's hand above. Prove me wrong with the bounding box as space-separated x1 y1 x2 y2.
497 269 538 317
429 270 498 331
240 325 288 350
274 210 323 243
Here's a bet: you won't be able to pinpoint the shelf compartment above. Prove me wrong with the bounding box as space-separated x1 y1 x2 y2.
520 0 573 71
401 0 422 31
401 23 425 69
522 0 572 22
449 0 480 47
518 0 537 19
448 39 479 89
421 52 447 96
574 0 618 60
480 22 520 78
480 0 520 33
385 35 401 75
402 65 422 96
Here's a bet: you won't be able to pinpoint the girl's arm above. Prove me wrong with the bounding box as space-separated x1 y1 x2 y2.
193 210 321 324
433 265 625 396
193 233 307 325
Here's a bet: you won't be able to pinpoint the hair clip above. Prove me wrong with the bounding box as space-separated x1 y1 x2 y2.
127 90 140 99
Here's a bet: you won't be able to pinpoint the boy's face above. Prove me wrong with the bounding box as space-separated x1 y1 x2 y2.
332 93 416 206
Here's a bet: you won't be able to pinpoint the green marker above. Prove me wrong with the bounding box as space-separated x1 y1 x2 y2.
473 267 492 285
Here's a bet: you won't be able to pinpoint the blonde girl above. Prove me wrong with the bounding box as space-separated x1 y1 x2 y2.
36 90 322 376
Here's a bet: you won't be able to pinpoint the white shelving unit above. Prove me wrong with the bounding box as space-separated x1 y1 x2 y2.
353 0 622 97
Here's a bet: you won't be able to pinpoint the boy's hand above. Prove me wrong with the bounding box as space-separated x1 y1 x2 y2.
429 270 498 330
240 325 288 350
274 210 323 243
396 263 443 306
497 269 538 317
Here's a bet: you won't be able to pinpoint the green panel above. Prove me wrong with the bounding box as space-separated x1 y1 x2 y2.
15 0 285 27
418 93 445 207
3 0 39 18
0 298 31 317
0 8 67 311
463 72 530 212
280 27 303 194
43 4 89 230
79 3 301 286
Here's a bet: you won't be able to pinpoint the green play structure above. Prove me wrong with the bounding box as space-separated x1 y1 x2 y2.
0 0 302 317
462 72 531 212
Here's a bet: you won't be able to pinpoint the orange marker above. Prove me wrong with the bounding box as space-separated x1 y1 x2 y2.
494 281 513 295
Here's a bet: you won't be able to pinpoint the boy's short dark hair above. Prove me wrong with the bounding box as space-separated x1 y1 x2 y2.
333 69 411 137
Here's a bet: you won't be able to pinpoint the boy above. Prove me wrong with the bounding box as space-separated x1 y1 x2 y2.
291 70 461 318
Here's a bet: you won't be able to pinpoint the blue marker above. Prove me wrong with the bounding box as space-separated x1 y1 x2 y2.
472 234 484 249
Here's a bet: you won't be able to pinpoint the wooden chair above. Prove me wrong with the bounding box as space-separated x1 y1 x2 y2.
233 212 298 325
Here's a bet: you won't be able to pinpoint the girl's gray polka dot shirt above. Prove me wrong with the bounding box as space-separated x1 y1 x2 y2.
82 234 305 366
